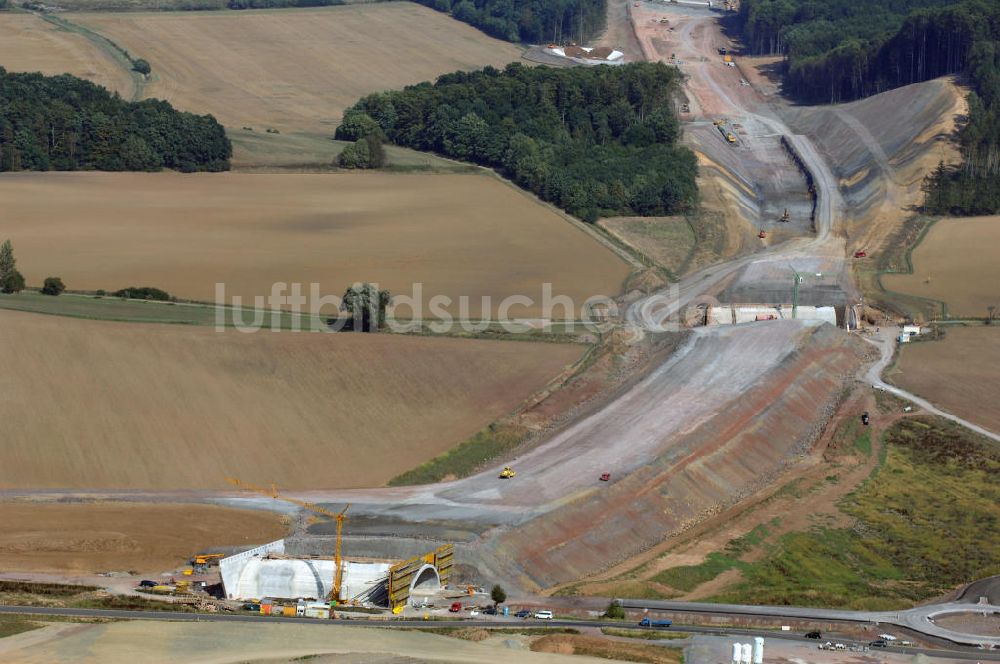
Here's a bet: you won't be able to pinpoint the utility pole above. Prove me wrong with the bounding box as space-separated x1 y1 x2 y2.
792 271 802 320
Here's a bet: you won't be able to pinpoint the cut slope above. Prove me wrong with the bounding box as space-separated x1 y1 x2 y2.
0 14 132 97
784 78 966 245
0 309 583 490
75 4 525 133
1 172 630 318
471 322 865 589
881 217 1000 318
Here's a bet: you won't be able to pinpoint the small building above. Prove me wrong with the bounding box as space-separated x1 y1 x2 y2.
897 333 911 344
902 324 922 336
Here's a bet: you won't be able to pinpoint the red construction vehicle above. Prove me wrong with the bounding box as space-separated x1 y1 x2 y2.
854 250 867 258
758 228 767 239
599 473 611 481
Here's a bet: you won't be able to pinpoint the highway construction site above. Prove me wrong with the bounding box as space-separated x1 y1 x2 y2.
218 2 995 650
3 0 999 660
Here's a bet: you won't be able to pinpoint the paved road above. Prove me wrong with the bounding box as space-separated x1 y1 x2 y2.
1 605 996 660
618 598 1000 650
862 328 1000 442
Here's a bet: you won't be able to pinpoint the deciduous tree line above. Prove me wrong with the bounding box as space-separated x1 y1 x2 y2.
413 0 606 45
0 68 231 173
336 63 698 220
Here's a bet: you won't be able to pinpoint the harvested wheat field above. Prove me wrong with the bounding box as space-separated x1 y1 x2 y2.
891 326 1000 434
75 4 525 132
882 216 1000 317
0 502 288 574
2 172 628 318
0 14 133 97
0 621 599 664
0 309 583 490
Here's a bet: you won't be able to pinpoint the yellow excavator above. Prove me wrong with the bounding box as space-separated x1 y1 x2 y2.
498 466 516 479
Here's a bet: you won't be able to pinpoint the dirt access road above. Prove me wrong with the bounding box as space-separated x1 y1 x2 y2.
864 327 1000 443
626 4 846 331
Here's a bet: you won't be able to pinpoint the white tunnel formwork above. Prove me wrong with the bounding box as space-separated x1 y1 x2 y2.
706 304 838 327
219 540 442 604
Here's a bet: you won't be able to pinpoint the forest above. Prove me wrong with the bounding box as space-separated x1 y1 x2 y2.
738 0 1000 214
413 0 606 45
0 68 231 172
337 63 698 220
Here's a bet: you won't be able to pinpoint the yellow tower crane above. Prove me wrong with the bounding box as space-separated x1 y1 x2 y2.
225 477 351 604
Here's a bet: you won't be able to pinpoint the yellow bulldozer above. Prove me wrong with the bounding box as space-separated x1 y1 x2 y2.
498 467 516 479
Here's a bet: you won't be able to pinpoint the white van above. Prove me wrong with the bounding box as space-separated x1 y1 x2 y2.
534 610 553 620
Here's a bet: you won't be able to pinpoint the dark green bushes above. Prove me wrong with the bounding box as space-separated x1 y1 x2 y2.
113 286 172 301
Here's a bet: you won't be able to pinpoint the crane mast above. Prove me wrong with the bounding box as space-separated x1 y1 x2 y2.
226 477 350 603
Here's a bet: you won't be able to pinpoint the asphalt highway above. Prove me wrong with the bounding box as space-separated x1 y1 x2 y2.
1 605 997 660
619 598 1000 650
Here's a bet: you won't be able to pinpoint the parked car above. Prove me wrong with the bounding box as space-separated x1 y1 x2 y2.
449 602 462 613
804 631 822 639
870 639 889 648
138 580 159 588
515 609 531 618
534 610 553 619
483 605 497 615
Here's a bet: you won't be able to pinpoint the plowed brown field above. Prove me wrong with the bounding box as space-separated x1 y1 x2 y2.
75 4 525 132
0 309 584 490
0 14 132 96
0 502 288 574
882 216 1000 318
891 326 1000 434
1 172 629 317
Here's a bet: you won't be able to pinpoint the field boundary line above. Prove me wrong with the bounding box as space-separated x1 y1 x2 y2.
32 11 147 101
481 168 647 276
874 215 951 320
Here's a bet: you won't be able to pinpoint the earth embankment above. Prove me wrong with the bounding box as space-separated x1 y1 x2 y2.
783 78 966 245
472 322 866 589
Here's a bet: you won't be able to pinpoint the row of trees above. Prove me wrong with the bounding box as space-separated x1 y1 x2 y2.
226 0 341 9
0 240 64 295
0 68 231 173
336 63 698 220
737 0 1000 215
414 0 606 45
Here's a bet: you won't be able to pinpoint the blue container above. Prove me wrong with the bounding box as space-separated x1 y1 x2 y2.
503 606 509 616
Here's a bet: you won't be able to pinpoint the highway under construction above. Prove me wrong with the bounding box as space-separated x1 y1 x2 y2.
2 0 998 659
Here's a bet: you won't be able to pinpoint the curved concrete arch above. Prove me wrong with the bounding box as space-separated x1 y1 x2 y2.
409 564 441 593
